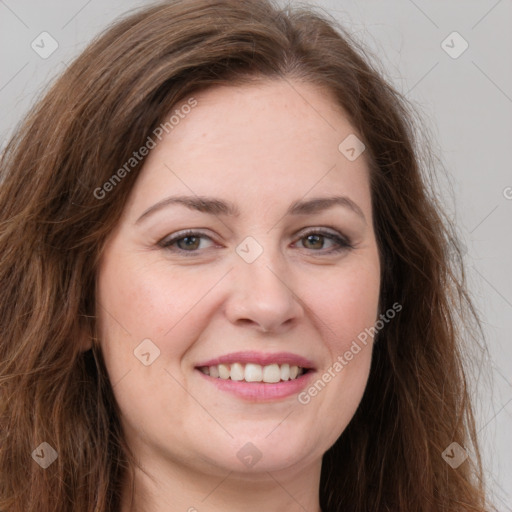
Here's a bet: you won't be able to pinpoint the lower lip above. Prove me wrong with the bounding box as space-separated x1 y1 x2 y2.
196 369 315 401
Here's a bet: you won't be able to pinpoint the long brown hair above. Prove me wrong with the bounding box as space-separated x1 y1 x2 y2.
0 0 493 510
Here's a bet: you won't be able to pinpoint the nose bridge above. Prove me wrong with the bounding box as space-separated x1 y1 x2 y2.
226 235 302 332
237 237 289 300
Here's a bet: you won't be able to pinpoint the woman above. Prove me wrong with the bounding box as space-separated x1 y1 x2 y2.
0 0 493 510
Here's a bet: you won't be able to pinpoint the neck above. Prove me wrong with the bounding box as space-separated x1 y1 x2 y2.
120 453 323 512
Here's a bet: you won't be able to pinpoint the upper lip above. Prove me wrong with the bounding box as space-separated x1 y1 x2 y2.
196 351 315 369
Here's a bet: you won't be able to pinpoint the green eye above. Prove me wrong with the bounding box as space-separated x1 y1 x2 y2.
296 230 353 253
160 230 214 255
160 228 353 256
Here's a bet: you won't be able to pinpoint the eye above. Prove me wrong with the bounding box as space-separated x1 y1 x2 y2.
159 228 353 256
294 228 353 254
159 230 215 255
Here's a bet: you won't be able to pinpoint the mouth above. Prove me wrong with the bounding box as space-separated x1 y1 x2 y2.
194 351 315 401
197 362 310 383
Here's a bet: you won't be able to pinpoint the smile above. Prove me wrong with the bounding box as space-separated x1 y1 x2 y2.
195 351 315 401
198 363 307 383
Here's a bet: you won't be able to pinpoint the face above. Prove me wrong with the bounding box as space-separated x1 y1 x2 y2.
95 79 381 480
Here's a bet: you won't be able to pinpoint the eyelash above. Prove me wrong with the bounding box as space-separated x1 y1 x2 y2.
159 228 354 256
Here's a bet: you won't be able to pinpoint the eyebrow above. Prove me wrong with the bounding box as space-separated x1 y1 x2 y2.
135 194 366 224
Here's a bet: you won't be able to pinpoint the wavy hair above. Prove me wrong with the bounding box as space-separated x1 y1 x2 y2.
0 0 492 510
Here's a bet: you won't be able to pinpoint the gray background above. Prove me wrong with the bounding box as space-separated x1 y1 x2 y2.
1 0 511 508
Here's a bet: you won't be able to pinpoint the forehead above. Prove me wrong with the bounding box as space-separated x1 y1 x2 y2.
126 79 372 219
164 79 358 163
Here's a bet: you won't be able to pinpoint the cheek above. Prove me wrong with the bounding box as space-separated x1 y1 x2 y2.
298 255 379 432
95 253 209 424
97 253 208 342
314 258 380 354
95 250 224 390
301 268 378 449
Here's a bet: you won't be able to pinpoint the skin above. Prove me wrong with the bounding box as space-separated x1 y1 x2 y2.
94 79 381 512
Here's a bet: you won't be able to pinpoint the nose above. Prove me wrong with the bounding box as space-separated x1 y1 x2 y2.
224 247 304 334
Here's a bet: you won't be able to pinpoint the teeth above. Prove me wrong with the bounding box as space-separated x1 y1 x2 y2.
200 363 305 383
262 364 281 383
218 364 230 380
230 362 244 381
245 363 262 382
